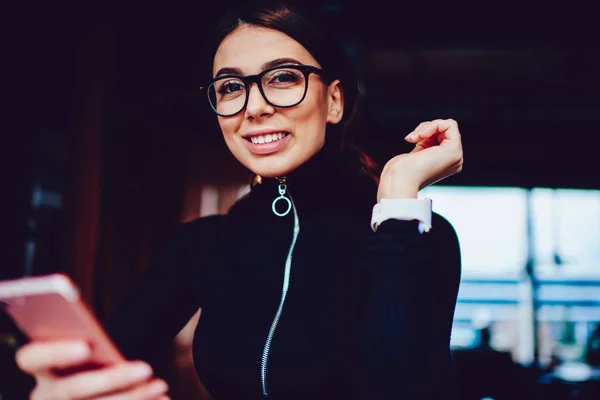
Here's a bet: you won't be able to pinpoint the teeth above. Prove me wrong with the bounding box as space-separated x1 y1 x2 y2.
250 132 287 144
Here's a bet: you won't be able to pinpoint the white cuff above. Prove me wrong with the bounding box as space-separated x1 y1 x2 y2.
371 198 433 234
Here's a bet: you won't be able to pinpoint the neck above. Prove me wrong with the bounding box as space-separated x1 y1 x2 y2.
239 143 377 221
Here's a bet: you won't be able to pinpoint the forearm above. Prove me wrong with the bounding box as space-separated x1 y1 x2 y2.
352 219 460 399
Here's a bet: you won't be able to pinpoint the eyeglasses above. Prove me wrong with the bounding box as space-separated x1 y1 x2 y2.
201 64 328 117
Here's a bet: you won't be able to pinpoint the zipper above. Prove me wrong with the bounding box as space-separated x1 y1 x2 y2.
261 177 300 397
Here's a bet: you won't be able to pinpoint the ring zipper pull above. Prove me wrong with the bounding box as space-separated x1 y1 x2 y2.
272 177 291 217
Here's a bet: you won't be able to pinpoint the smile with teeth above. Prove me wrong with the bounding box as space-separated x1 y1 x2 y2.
247 132 289 144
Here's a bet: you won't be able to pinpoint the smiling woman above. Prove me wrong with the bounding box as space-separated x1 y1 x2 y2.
203 61 329 158
208 24 344 178
15 2 464 400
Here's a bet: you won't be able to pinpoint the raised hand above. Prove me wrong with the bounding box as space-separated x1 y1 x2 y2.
377 119 464 201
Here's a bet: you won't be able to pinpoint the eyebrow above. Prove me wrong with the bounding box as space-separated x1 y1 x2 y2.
214 57 303 78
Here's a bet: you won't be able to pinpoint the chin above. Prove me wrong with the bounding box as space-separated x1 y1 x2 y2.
246 157 302 179
250 164 295 179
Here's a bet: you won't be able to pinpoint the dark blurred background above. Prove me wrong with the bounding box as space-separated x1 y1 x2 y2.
2 0 600 399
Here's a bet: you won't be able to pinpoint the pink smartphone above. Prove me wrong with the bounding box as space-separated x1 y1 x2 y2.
0 273 125 372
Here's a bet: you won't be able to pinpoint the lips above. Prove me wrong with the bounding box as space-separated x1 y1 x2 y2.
242 131 290 144
242 130 291 155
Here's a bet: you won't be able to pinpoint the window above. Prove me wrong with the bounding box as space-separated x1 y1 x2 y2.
422 185 600 365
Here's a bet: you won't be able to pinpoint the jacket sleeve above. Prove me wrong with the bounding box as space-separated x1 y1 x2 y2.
105 215 224 362
352 213 461 399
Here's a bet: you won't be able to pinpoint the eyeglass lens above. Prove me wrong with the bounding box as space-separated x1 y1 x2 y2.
208 67 307 116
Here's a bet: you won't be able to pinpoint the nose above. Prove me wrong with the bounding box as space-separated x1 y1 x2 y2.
244 82 274 119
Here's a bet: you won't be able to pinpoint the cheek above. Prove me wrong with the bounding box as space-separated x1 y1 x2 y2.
316 88 331 124
297 86 329 128
218 117 238 138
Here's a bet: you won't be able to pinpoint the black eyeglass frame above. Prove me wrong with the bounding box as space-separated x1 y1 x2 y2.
200 64 330 117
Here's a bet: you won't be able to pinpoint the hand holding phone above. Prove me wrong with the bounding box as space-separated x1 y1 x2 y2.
0 274 170 399
0 273 123 368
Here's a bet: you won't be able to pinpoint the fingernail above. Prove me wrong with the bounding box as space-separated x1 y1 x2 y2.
131 363 153 379
405 132 413 139
149 380 168 395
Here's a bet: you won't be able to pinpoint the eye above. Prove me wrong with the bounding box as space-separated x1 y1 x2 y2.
267 69 303 86
216 79 245 94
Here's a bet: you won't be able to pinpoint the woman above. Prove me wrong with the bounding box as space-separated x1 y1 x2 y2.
15 2 463 399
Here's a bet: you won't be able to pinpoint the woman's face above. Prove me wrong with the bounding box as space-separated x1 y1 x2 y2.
212 25 343 178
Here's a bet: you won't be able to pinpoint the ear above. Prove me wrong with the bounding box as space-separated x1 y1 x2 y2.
326 79 344 125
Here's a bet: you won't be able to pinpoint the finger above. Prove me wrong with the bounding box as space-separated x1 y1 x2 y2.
423 119 460 141
419 120 462 155
434 120 463 157
410 135 439 153
16 340 91 375
54 361 155 399
91 377 169 400
408 119 450 150
408 118 458 142
417 119 445 138
406 122 436 143
405 121 430 142
413 121 430 133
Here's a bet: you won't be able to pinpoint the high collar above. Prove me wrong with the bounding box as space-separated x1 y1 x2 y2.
254 145 344 194
246 144 377 218
280 144 344 185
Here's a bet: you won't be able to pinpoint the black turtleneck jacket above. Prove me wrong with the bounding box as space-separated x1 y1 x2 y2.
106 149 461 400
